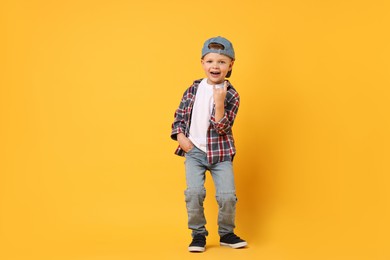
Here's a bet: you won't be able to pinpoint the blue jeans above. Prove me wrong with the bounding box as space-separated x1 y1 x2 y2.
184 146 237 237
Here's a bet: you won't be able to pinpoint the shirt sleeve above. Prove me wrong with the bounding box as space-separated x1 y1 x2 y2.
171 91 188 140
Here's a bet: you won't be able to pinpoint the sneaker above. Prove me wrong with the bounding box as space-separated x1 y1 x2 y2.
220 233 248 248
188 234 206 252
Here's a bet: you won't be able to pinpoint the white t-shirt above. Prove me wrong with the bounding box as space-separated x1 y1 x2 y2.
189 78 224 152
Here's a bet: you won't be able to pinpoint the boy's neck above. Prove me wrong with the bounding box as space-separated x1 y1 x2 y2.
206 78 224 85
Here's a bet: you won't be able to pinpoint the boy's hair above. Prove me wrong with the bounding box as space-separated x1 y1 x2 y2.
208 42 225 51
201 36 235 78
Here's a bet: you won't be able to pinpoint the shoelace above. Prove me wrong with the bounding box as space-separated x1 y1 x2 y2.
192 235 206 243
222 233 242 241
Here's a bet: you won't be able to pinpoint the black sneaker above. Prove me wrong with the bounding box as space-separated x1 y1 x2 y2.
220 233 248 248
188 234 206 252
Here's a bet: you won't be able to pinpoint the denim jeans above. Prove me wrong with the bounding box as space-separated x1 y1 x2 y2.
184 146 237 237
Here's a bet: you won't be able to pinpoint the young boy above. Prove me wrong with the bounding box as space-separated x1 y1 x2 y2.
171 36 247 252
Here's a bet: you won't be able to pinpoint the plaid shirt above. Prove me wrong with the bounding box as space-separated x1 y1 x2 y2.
171 79 240 164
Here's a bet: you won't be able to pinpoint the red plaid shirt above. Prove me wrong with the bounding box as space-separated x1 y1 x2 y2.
171 79 240 164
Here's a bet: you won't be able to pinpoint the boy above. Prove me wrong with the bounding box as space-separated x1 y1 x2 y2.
171 36 247 252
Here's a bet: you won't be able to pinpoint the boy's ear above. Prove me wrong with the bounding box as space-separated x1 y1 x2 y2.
229 60 235 69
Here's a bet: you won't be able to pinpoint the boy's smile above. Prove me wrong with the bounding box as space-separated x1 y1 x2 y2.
201 53 234 85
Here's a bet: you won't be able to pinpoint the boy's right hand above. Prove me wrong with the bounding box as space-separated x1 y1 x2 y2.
177 133 194 153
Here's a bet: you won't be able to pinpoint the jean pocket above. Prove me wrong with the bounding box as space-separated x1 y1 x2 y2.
186 147 194 155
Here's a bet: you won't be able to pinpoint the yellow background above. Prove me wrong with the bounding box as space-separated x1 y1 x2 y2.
1 0 390 259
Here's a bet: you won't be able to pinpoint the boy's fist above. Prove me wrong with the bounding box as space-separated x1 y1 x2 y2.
213 81 227 105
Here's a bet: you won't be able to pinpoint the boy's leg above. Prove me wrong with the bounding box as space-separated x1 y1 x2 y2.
184 147 208 237
209 161 237 237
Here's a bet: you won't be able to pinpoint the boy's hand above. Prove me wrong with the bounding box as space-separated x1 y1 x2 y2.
213 81 227 106
177 133 194 153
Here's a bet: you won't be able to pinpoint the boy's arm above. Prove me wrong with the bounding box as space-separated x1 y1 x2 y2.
171 92 194 153
211 82 240 135
171 88 191 140
213 81 228 122
171 99 186 140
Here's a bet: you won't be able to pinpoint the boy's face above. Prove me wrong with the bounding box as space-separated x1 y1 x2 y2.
201 53 234 85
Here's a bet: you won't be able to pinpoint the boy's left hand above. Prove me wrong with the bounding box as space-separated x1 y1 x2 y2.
213 81 227 105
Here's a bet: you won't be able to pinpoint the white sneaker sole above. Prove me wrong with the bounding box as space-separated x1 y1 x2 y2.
188 246 205 252
220 241 248 248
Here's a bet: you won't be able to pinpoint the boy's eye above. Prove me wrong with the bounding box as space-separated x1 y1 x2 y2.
205 60 227 64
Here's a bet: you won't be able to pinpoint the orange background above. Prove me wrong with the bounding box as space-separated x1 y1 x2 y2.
1 0 390 259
